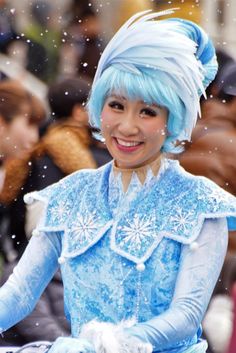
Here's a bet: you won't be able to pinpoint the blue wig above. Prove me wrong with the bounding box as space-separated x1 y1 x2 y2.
87 10 218 153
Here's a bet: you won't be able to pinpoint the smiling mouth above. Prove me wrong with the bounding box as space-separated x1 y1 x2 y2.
113 137 143 152
116 138 142 147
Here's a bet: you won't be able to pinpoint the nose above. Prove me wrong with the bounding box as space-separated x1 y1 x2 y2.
117 110 139 136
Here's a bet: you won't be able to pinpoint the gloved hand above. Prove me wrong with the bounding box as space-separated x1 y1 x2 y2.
48 337 95 353
124 326 153 353
79 320 152 353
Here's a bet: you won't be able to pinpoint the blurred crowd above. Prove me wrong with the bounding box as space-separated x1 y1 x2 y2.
0 0 236 352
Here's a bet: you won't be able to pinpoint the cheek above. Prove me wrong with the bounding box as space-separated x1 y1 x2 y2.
145 122 167 139
16 125 29 140
7 125 20 143
9 119 25 136
101 109 114 134
26 127 39 141
19 125 38 144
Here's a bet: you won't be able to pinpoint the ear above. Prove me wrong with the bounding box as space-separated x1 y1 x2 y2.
71 104 88 125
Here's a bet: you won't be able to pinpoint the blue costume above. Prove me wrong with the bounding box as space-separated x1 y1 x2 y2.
0 158 236 352
0 9 232 353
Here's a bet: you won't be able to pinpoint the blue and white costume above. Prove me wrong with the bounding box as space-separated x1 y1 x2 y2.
0 158 236 352
0 8 232 353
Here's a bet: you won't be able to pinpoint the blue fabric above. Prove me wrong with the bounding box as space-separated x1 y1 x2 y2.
48 337 95 353
227 215 236 230
166 18 217 90
124 217 227 352
34 159 236 245
0 159 234 352
0 230 61 333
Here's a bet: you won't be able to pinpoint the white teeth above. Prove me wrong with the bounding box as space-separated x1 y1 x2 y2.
116 138 141 147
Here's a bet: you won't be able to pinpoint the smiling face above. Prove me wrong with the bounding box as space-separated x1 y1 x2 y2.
101 95 168 169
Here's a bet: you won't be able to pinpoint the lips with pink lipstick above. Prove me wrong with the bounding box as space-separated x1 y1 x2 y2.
113 137 143 152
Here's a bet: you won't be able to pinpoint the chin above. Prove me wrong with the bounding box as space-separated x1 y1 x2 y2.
116 160 144 169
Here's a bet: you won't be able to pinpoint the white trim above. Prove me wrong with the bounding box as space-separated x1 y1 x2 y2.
62 221 113 258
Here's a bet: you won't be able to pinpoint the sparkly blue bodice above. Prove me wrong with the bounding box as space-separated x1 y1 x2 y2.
27 159 236 336
1 158 236 352
33 160 185 336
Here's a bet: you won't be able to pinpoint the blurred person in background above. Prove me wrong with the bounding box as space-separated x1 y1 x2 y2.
179 60 236 353
59 1 104 80
202 254 236 353
179 61 236 250
0 78 46 266
0 75 111 346
205 49 235 100
0 0 18 53
210 61 236 122
0 76 96 259
179 61 236 198
0 78 45 185
0 80 43 164
24 1 61 82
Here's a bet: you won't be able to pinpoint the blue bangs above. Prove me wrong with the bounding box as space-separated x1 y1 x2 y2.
87 65 185 153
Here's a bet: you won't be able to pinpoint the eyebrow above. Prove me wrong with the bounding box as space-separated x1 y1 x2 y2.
108 95 162 109
109 94 127 100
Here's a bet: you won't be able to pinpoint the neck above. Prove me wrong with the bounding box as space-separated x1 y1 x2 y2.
113 155 163 192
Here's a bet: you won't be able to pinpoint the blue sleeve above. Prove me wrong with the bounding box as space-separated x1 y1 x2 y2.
126 218 228 351
0 231 61 333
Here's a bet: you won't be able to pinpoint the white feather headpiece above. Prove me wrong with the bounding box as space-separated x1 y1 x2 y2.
92 9 217 142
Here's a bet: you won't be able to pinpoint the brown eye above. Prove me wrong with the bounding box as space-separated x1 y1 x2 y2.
108 101 124 110
140 108 157 117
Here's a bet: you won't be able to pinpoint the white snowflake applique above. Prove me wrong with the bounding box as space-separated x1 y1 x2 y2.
207 188 232 207
71 212 98 244
119 214 156 251
170 208 195 233
50 202 69 222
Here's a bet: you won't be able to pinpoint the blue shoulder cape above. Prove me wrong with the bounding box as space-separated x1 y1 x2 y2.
24 159 236 265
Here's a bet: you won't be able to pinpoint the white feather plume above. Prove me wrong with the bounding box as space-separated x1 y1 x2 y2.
92 8 214 142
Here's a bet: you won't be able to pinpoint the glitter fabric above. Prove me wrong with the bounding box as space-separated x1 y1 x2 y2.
32 158 236 257
0 158 235 352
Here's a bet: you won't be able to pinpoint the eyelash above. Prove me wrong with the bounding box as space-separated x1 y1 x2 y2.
108 101 124 110
108 100 158 117
140 108 157 117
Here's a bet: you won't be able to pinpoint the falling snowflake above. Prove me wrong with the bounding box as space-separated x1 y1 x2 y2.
71 213 98 244
119 214 156 250
170 208 195 233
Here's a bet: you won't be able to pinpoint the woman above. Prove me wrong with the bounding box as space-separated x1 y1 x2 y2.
0 79 45 166
0 79 46 262
1 10 236 353
0 76 98 258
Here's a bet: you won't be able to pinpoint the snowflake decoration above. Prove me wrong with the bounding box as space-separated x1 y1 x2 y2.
207 187 232 206
50 202 69 222
170 208 195 233
71 213 98 244
119 214 156 251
